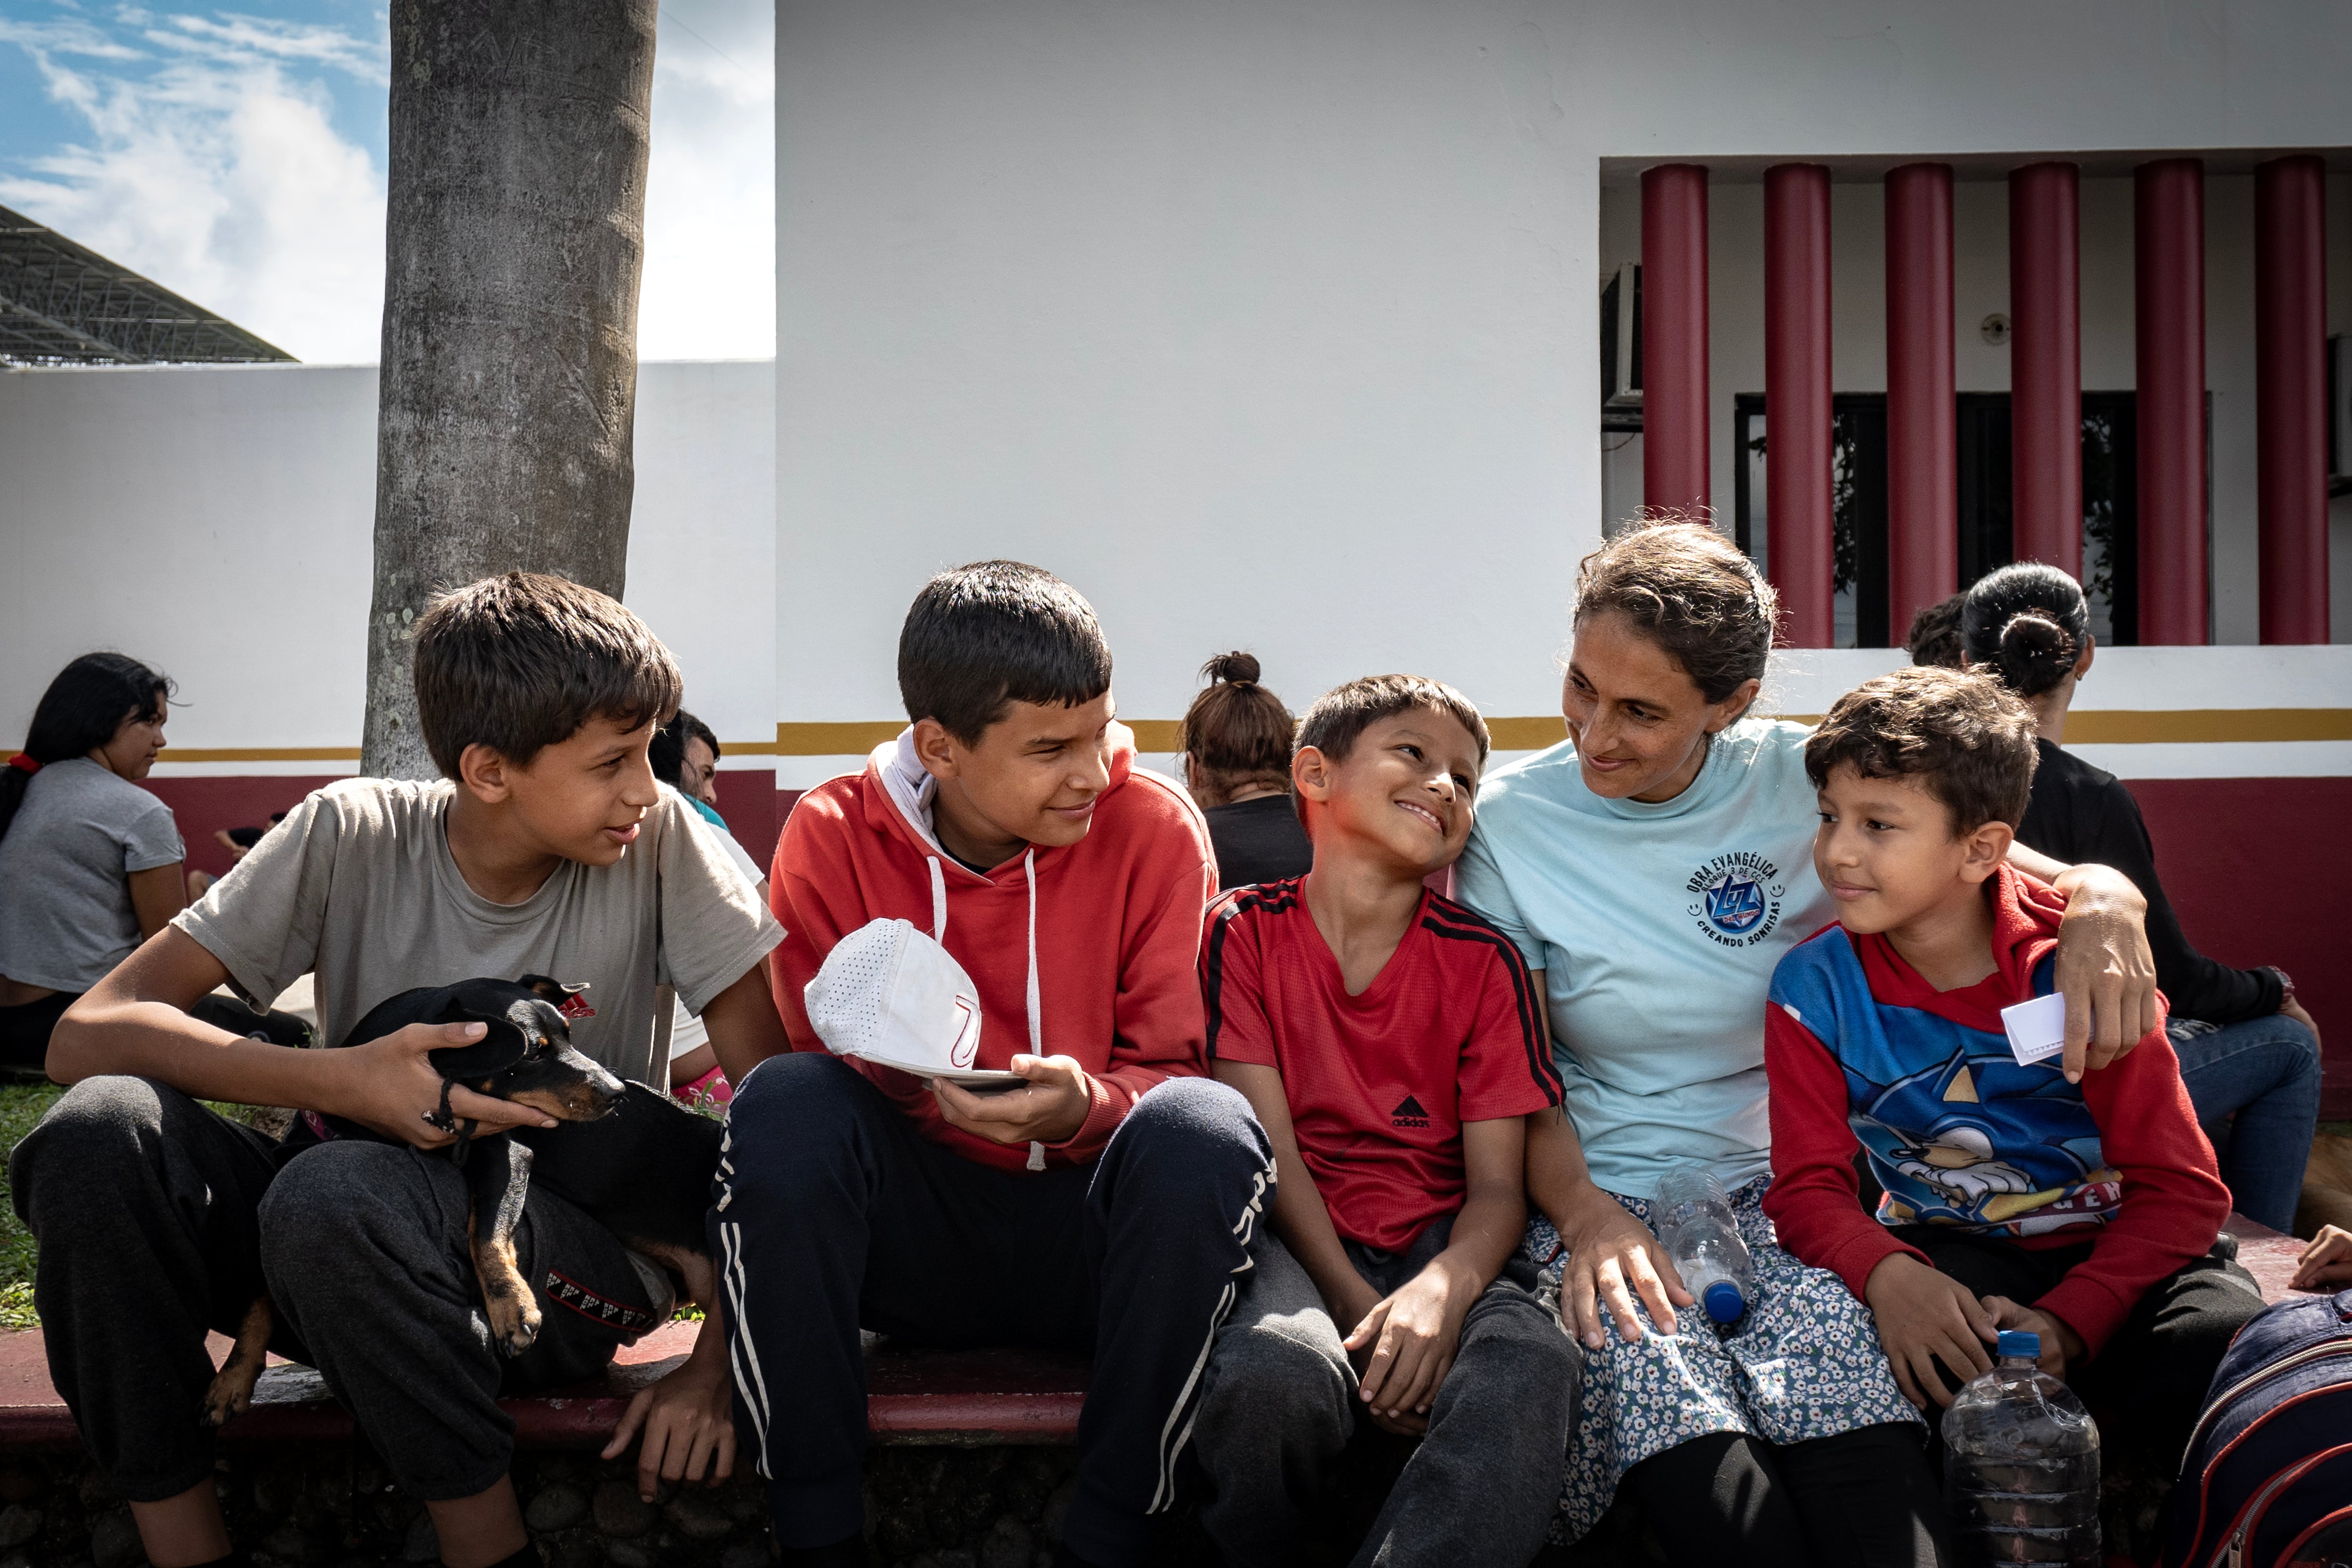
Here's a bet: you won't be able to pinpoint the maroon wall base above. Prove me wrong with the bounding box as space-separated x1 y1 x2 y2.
2128 776 2352 1116
143 776 350 881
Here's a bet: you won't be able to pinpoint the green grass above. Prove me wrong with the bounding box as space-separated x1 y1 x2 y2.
0 1082 283 1331
0 1082 63 1329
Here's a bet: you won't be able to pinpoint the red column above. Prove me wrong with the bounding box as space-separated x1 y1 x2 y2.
2010 162 2082 573
2255 154 2329 645
2135 159 2208 645
1886 163 1956 635
1641 164 1710 518
1764 163 1833 646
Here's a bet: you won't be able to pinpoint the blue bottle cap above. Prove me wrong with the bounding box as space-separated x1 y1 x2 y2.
1997 1329 2041 1359
1701 1281 1746 1324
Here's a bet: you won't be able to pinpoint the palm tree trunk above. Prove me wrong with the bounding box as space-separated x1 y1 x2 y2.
363 0 659 779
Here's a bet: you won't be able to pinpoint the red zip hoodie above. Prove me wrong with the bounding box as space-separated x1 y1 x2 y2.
768 722 1217 1172
1764 865 2227 1356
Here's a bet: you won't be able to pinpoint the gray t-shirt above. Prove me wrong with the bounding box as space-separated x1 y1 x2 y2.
174 778 781 1087
0 758 186 993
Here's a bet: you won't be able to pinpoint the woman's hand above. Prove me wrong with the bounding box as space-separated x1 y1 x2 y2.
1552 1189 1693 1350
603 1319 736 1501
2292 1224 2352 1291
2048 864 2158 1081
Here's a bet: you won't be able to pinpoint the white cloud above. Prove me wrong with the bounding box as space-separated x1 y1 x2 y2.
638 0 776 359
0 9 388 361
0 0 774 365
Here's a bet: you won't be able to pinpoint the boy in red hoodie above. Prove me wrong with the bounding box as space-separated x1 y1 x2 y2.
730 562 1273 1568
1763 667 2259 1472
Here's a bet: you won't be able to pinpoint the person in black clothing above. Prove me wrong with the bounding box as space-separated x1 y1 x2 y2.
1179 652 1312 888
1958 563 2322 1230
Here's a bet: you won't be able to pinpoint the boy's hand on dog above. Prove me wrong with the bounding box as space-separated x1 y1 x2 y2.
931 1054 1091 1146
1345 1257 1476 1437
334 1021 559 1148
2293 1224 2352 1290
1863 1252 1996 1409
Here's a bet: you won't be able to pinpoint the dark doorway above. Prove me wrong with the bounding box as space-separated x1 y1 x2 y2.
1736 391 2139 646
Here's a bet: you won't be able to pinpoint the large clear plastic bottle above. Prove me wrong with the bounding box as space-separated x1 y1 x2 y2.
1650 1165 1756 1325
1942 1330 2102 1567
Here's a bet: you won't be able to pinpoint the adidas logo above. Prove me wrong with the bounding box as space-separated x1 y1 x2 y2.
1391 1095 1431 1130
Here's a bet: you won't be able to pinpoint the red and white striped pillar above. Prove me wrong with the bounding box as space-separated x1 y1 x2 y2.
2010 162 2082 574
1641 164 1711 519
2255 154 2329 645
1886 162 1956 636
1764 163 1834 646
2134 159 2208 645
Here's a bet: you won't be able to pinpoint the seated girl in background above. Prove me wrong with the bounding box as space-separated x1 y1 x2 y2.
1179 651 1312 889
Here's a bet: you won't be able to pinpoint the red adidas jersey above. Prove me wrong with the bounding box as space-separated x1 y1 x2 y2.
1202 879 1561 1251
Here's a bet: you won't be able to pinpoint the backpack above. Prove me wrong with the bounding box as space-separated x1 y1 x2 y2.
2163 1287 2352 1568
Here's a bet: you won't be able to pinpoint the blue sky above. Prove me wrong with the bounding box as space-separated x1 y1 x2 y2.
0 0 773 361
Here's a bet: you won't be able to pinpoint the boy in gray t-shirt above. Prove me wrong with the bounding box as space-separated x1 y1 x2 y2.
11 575 786 1568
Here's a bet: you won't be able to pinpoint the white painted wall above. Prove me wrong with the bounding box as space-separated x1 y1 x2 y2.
776 0 2352 759
0 362 777 763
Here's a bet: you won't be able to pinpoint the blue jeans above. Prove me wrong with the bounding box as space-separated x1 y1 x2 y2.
2170 1011 2323 1232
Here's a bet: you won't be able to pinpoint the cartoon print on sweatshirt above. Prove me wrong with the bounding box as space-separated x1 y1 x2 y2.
1778 941 2124 1239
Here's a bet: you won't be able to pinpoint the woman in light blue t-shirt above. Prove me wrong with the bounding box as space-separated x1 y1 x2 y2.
1454 521 2158 1565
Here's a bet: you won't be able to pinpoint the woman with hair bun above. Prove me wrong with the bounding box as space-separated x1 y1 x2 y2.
0 653 186 1074
1179 651 1312 889
1963 563 2321 1231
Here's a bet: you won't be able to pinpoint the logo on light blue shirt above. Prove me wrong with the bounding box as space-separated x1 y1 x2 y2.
1686 852 1786 947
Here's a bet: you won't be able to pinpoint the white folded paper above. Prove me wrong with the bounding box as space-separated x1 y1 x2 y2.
2000 991 2068 1067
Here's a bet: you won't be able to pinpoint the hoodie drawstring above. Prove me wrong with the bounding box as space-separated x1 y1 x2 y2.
1024 849 1045 1172
930 848 1048 1173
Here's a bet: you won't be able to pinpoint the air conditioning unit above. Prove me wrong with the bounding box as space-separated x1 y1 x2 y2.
2330 334 2350 497
1600 262 1642 431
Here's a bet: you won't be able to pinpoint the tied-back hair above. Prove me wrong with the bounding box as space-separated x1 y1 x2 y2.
650 709 720 788
1179 652 1295 809
1961 563 2089 700
1575 512 1778 716
0 653 174 845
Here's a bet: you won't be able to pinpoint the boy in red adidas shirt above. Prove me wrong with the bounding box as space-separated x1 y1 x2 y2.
1764 667 2258 1476
1193 675 1578 1568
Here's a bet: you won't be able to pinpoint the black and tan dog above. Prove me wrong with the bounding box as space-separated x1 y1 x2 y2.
201 974 725 1426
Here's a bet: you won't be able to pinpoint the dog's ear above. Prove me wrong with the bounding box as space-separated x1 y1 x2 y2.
426 997 532 1080
519 974 588 1005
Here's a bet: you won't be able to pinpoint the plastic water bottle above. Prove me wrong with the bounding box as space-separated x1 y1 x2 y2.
1942 1330 2101 1567
1651 1166 1756 1325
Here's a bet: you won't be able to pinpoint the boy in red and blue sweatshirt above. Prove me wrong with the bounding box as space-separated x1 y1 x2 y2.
1762 668 2258 1472
726 563 1273 1568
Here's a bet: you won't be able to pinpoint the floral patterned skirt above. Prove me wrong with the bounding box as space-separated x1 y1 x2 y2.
1522 1178 1922 1541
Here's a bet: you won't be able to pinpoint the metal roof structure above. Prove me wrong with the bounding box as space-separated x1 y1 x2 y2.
0 203 296 366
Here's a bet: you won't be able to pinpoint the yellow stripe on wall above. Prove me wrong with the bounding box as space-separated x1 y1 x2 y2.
152 708 2352 765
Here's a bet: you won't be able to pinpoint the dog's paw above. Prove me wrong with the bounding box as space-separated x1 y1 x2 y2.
488 1293 543 1358
199 1369 256 1428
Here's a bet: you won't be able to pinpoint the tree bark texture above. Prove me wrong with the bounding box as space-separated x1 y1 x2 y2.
363 0 658 779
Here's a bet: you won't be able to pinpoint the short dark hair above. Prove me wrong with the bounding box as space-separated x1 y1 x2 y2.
412 573 682 778
898 562 1112 745
1962 562 2089 699
1296 675 1490 771
1904 592 1967 670
649 709 720 788
1804 667 2038 833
